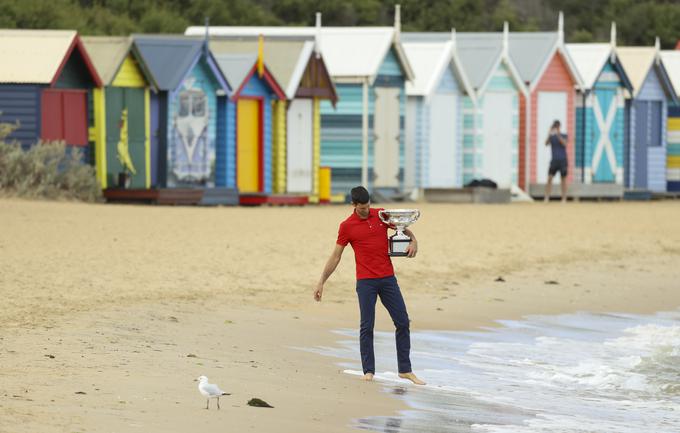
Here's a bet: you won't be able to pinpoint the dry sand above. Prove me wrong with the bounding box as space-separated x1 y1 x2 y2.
1 198 680 432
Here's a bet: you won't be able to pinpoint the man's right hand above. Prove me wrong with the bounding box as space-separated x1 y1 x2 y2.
313 283 324 302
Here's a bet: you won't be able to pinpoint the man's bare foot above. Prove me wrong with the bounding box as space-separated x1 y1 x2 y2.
362 373 374 381
399 372 426 385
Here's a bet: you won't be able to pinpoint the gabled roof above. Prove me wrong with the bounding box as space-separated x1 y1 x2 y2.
565 42 634 92
403 31 526 97
213 53 286 99
508 32 558 84
185 26 414 83
81 36 158 90
133 35 229 93
660 50 680 98
617 47 659 97
207 37 337 103
0 29 101 86
401 40 474 102
508 32 582 92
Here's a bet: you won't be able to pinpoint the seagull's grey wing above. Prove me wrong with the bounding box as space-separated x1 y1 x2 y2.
202 383 224 396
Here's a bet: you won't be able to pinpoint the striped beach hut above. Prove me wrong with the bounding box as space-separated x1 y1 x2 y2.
508 14 582 192
0 30 102 156
567 24 633 185
213 49 286 197
401 32 474 191
82 36 158 190
618 40 678 192
207 30 337 199
134 36 230 189
186 6 414 196
660 50 680 192
456 26 528 188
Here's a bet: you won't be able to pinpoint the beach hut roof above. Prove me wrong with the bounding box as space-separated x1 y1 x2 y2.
133 35 229 93
0 29 101 86
617 47 657 97
185 26 414 83
565 42 634 92
618 46 676 102
207 37 336 102
401 40 475 102
403 31 526 97
213 53 286 99
507 32 582 91
81 36 158 90
660 50 680 97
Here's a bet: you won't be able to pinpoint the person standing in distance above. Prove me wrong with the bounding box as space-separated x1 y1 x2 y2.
544 120 569 202
313 186 425 385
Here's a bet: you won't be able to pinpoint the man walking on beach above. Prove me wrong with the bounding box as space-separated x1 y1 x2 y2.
313 186 425 385
544 120 569 202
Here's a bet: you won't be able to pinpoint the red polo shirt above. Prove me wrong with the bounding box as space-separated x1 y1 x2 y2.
337 207 394 280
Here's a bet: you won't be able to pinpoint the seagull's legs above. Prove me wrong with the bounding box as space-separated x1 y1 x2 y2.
217 397 221 410
206 398 210 410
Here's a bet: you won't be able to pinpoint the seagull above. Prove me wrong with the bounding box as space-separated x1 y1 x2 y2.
196 375 230 410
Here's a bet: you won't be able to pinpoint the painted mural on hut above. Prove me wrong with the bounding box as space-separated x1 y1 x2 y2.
167 63 218 187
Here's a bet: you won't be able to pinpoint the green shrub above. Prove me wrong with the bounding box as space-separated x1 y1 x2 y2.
0 122 101 202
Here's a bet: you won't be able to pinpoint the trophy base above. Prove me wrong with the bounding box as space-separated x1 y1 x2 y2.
388 237 411 257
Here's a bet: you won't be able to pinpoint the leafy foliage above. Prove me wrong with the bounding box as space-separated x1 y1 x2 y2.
0 0 678 47
0 123 101 202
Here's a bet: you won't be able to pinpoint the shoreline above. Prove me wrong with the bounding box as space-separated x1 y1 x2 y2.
2 199 680 432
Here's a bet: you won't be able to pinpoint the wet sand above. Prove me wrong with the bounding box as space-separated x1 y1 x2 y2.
1 199 679 432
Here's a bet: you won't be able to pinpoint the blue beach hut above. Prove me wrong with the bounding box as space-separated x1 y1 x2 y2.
567 24 633 186
134 35 230 190
402 32 475 192
212 50 286 200
185 6 415 197
0 30 102 156
618 40 678 192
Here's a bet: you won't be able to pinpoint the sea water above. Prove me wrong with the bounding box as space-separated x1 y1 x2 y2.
308 311 680 432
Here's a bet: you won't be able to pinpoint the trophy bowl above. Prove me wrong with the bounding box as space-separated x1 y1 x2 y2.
378 209 420 257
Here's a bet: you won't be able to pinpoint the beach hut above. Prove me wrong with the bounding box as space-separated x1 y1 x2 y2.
567 24 633 186
507 14 582 193
618 40 678 192
185 6 415 196
401 26 527 189
134 35 230 191
82 36 158 190
213 47 286 200
206 27 337 200
660 50 680 192
455 26 528 188
0 30 102 156
401 32 474 191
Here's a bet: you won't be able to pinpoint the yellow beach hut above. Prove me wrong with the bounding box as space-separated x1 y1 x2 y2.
82 36 158 189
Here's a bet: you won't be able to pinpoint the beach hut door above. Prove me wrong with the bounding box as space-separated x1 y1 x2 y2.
428 93 457 187
287 99 313 193
536 92 567 184
373 87 401 188
482 92 514 187
237 99 262 193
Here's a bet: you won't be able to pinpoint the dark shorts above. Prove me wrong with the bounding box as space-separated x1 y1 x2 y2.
549 159 568 177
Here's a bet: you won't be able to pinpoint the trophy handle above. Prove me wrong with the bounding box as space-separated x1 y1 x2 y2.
378 210 388 223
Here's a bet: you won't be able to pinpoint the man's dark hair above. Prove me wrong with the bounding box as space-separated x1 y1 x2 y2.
552 120 561 128
350 186 370 204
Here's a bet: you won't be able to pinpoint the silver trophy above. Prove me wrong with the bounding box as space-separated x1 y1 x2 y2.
378 209 420 257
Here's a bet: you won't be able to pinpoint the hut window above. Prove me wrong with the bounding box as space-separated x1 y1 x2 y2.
192 94 206 117
179 94 191 117
41 89 88 146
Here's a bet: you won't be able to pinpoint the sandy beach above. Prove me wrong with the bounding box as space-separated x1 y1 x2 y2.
1 198 680 433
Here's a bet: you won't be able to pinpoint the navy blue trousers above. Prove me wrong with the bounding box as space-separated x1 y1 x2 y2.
356 275 411 374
